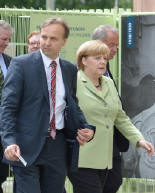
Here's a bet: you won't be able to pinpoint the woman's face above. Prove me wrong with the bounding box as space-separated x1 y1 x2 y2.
82 54 108 78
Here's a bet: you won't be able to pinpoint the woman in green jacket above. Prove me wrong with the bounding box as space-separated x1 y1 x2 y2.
68 40 154 193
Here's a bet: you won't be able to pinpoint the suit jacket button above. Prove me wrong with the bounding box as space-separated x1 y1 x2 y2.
106 125 109 129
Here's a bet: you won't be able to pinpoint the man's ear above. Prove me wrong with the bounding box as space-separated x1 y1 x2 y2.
62 38 67 47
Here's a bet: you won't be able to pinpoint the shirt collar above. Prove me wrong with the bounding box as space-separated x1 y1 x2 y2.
40 49 60 68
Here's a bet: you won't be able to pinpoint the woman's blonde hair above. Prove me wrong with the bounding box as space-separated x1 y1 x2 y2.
76 40 110 70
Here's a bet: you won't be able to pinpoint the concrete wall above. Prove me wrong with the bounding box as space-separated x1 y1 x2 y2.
133 0 155 12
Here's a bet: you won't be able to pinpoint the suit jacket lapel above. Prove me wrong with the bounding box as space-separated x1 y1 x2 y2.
2 53 11 68
35 51 50 105
59 59 69 98
107 62 121 100
107 62 113 80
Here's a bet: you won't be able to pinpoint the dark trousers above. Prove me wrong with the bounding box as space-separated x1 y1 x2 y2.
0 162 8 193
0 140 9 193
68 168 108 193
103 156 122 193
63 188 66 193
13 133 67 193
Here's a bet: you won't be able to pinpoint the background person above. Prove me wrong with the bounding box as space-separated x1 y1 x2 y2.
27 30 40 53
0 20 13 193
1 17 95 193
68 40 154 193
92 24 129 193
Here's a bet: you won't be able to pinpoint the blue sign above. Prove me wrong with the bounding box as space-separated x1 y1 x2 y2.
126 17 134 48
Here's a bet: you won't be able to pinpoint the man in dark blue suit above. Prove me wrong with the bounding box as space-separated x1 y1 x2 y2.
0 20 13 193
1 17 95 193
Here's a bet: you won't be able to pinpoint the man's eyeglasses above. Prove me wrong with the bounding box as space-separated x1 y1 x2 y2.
29 42 40 46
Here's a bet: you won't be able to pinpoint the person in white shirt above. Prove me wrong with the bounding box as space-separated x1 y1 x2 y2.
0 19 13 193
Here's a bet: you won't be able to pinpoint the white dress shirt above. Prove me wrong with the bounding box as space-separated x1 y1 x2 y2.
40 49 66 130
0 54 8 78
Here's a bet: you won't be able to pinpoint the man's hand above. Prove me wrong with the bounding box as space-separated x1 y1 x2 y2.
4 144 21 161
76 128 94 146
137 139 154 156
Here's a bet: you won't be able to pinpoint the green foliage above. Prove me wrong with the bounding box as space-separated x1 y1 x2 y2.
55 0 115 10
1 0 132 10
119 0 132 9
1 0 46 9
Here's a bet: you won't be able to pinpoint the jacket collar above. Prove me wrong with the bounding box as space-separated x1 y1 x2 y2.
78 70 109 102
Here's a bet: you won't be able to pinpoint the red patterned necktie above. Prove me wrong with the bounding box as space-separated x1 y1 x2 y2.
49 61 57 139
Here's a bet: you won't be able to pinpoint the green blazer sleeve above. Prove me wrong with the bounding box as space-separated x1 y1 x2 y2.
111 81 144 147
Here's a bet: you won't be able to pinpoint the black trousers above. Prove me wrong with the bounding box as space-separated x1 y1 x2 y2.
0 162 8 193
0 140 9 193
103 156 122 193
68 168 108 193
13 133 67 193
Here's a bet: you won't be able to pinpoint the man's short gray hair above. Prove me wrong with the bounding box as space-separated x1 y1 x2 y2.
92 25 118 41
0 20 13 34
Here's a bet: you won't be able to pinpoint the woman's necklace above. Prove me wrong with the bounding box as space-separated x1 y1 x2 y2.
95 84 101 88
95 78 101 88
